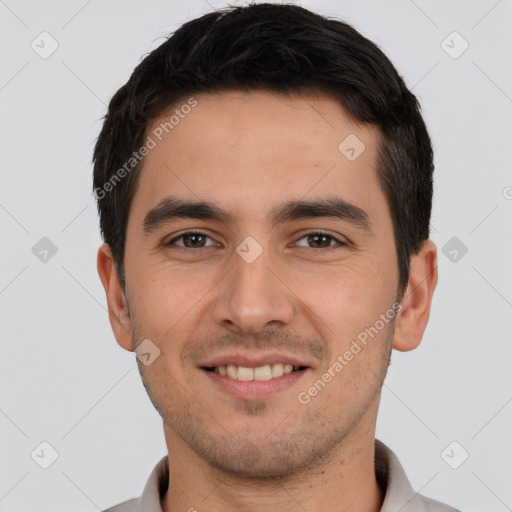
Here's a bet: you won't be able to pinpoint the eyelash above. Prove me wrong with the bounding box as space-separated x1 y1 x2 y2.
166 230 348 251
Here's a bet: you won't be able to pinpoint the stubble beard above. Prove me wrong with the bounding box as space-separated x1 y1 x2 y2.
131 315 394 480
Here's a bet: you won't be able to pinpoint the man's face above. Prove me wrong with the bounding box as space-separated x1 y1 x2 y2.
122 90 400 477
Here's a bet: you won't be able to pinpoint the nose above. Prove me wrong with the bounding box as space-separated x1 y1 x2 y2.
212 242 295 336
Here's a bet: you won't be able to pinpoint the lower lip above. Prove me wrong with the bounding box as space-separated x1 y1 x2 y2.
201 368 309 400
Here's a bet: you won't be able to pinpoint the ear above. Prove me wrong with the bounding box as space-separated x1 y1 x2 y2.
392 239 438 352
97 243 134 352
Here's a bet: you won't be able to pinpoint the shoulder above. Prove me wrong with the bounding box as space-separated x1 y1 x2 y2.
101 497 138 512
416 493 462 512
375 439 462 512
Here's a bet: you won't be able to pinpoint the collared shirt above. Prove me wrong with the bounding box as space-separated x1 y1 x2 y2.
103 439 461 512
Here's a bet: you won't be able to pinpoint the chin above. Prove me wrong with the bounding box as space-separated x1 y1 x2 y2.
189 429 337 480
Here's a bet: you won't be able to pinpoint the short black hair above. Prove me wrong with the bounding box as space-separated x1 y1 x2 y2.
93 2 434 299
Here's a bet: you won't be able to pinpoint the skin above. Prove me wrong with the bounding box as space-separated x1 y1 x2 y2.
97 90 438 512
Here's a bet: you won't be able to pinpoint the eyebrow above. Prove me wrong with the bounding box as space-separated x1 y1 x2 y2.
142 196 373 235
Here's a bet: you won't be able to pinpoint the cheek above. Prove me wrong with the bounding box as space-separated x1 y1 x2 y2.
291 256 397 358
300 257 385 316
127 262 211 341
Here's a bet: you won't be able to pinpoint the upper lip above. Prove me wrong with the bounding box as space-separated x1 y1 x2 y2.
199 352 312 369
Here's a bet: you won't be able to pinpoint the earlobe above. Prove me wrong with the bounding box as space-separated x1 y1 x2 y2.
392 239 438 352
97 243 134 352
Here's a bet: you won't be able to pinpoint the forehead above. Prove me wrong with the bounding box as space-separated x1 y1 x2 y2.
131 90 387 228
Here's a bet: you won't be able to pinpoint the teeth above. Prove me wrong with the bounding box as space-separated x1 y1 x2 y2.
213 363 301 381
271 363 284 378
254 365 272 381
237 366 254 381
227 364 238 379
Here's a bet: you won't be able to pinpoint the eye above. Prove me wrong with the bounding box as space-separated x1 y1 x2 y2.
165 230 348 251
294 231 347 249
166 232 217 249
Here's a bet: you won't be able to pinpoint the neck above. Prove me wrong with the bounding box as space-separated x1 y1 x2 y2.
160 411 384 512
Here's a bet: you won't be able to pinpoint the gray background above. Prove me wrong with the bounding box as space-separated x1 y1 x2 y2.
0 0 511 511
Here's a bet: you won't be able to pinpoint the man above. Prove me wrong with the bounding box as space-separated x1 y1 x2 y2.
93 3 461 511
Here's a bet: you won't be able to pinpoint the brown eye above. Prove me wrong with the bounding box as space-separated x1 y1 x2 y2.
295 232 346 249
167 232 215 249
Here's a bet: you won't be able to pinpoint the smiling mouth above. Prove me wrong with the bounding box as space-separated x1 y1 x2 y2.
202 364 308 381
